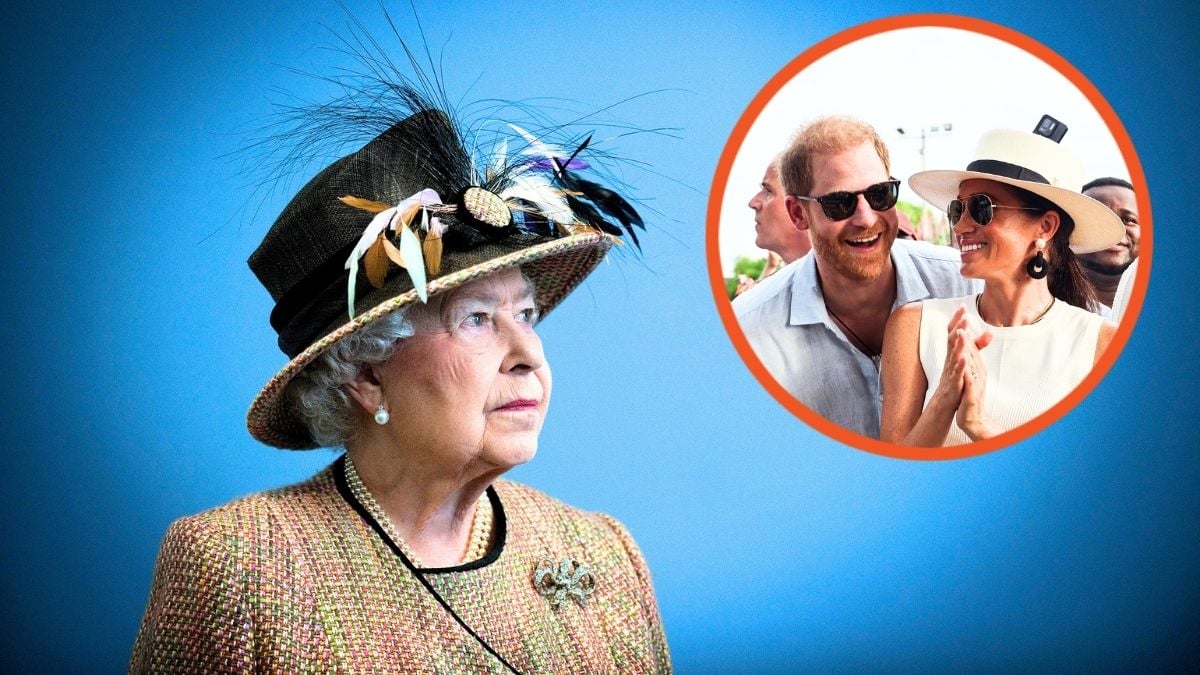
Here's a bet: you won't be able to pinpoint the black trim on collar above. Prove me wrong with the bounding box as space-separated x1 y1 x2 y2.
331 455 508 573
421 486 507 574
331 454 520 674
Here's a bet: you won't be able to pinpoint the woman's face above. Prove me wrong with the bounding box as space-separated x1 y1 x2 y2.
375 267 551 474
953 179 1053 281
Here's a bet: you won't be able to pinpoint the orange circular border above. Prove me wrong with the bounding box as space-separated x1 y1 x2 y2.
707 14 1152 461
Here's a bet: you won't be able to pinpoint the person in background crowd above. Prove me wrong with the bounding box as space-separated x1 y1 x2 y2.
1111 257 1139 323
1078 177 1139 315
735 156 813 297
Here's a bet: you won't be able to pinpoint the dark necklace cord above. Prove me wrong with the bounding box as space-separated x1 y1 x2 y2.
816 269 881 358
333 456 523 674
825 304 880 358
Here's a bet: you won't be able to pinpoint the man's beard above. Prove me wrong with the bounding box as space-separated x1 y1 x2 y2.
1080 255 1133 278
809 224 896 282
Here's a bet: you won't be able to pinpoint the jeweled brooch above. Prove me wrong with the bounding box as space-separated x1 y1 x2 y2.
533 557 595 608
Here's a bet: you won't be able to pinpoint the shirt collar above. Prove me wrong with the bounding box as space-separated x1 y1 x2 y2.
787 239 937 326
891 239 935 309
788 252 827 326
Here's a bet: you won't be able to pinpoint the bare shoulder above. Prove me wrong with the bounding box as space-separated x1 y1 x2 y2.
891 301 924 321
881 304 927 380
881 303 926 382
885 301 924 342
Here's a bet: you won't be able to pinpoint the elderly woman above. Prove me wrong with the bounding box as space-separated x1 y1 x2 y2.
130 74 670 671
880 123 1125 447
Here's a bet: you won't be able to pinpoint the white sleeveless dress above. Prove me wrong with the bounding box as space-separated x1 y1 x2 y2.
917 295 1103 446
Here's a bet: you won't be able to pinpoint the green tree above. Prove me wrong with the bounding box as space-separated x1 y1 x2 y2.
896 199 923 228
725 256 767 299
897 199 952 245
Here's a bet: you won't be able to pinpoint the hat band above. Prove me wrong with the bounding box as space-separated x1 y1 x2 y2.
965 159 1049 185
269 241 357 335
276 275 355 360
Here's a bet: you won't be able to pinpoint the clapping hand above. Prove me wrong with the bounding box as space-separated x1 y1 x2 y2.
928 306 984 408
945 306 998 440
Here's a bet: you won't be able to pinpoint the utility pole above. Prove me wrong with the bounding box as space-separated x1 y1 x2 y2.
897 123 953 244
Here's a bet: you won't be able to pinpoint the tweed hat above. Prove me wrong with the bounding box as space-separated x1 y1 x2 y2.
909 125 1124 254
246 104 643 449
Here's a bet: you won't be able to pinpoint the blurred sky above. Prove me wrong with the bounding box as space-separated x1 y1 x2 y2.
2 1 1198 672
719 27 1130 271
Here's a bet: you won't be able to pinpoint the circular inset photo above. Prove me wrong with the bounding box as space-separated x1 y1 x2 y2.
708 15 1150 460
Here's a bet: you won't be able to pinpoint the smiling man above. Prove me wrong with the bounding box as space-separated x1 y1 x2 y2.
1079 177 1139 313
733 116 978 438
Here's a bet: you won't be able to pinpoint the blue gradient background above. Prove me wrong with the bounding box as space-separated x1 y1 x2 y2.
2 1 1196 671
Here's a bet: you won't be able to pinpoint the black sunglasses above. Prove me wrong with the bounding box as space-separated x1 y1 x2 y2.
793 180 900 221
948 193 1043 227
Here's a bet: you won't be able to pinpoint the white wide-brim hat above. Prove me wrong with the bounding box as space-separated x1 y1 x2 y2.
909 128 1124 254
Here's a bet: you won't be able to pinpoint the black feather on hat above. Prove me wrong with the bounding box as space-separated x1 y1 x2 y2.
244 18 648 449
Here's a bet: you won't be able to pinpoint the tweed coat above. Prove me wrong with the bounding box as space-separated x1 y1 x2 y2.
131 456 670 673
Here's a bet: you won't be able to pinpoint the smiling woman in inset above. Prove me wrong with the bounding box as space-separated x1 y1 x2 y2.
880 123 1125 447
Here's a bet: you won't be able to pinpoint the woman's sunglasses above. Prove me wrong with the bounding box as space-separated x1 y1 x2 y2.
793 179 900 221
948 194 1043 227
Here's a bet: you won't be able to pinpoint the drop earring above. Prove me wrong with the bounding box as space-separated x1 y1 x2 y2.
374 404 390 425
1027 238 1049 279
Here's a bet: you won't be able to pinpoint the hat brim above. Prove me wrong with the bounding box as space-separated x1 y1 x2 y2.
908 170 1125 254
247 232 616 449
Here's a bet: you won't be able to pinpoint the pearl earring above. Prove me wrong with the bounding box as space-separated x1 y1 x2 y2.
374 404 390 425
1027 238 1049 279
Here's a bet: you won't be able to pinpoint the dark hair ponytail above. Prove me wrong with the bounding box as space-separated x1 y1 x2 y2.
1012 187 1099 311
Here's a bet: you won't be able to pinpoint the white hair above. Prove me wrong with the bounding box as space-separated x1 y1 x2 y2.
287 309 415 447
286 267 537 448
